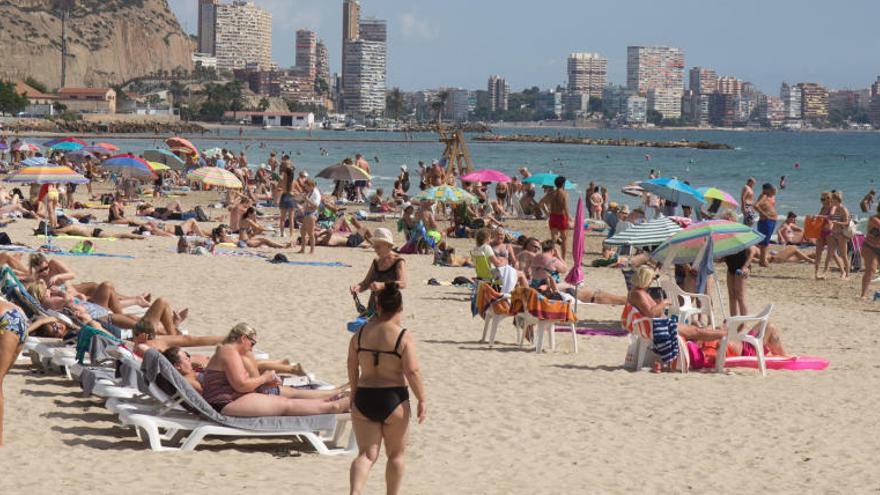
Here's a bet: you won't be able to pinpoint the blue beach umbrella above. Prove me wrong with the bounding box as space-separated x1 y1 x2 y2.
523 173 576 190
640 177 705 208
49 141 84 152
22 157 49 167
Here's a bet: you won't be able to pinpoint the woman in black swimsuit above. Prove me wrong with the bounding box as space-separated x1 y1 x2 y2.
347 283 426 495
861 203 880 300
350 228 407 313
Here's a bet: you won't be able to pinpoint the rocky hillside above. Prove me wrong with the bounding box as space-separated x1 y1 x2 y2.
0 0 194 89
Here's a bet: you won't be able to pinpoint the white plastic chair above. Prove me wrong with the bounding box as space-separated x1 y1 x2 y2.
482 296 520 347
660 277 715 328
716 304 774 376
514 300 578 353
623 309 654 370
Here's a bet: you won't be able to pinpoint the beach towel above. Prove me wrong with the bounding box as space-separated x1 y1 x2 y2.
509 287 575 323
621 304 652 338
650 315 680 364
494 264 518 295
281 260 350 267
75 325 121 364
38 235 118 242
554 326 628 337
53 252 135 260
473 282 511 319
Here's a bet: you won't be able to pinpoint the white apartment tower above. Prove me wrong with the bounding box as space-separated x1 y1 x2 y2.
780 82 803 120
342 12 387 117
487 75 509 112
627 46 685 94
567 52 608 99
214 0 272 71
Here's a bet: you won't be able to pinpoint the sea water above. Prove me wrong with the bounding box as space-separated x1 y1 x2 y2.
49 126 880 221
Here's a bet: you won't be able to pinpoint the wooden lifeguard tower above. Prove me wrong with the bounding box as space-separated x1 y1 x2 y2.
437 125 474 177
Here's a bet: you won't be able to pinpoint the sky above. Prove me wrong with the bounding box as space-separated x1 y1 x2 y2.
168 0 880 94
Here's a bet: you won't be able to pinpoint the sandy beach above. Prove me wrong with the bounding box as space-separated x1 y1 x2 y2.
0 188 878 495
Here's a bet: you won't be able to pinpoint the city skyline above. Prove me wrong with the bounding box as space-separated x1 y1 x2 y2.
169 0 880 93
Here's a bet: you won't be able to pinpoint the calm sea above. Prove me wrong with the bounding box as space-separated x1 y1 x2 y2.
48 126 880 221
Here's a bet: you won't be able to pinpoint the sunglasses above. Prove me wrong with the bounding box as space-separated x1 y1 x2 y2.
246 335 257 346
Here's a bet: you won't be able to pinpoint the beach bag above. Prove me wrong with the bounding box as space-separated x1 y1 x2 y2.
842 219 857 239
803 215 823 240
0 232 11 245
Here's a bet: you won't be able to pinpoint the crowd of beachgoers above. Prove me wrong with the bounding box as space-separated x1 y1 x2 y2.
0 135 878 494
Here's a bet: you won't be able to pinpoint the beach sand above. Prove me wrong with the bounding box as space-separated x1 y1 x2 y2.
0 190 878 494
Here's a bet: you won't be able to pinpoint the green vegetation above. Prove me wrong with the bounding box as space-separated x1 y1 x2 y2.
286 100 327 119
0 81 28 115
24 77 48 93
385 87 404 120
197 81 245 121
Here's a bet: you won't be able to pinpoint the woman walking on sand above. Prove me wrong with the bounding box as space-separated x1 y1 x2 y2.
347 283 426 495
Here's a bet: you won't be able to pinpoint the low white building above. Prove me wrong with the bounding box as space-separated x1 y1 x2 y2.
225 111 315 128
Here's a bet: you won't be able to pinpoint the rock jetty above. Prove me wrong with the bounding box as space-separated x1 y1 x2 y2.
472 133 732 150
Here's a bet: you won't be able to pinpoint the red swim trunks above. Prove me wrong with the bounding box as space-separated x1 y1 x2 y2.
548 214 569 231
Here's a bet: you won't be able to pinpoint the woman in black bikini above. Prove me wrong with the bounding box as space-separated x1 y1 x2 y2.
347 283 426 495
350 228 407 313
861 203 880 300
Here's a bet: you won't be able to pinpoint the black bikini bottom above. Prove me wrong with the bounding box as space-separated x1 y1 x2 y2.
354 387 409 423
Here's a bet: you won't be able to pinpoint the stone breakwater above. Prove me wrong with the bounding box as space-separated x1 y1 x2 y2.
473 133 733 150
3 119 206 135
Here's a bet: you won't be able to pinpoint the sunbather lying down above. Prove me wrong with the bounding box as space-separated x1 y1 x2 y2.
315 216 372 247
36 223 145 240
199 323 350 417
769 245 815 263
559 284 626 305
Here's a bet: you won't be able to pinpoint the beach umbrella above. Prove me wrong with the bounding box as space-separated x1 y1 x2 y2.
460 169 511 183
414 185 478 204
102 154 156 177
44 137 86 147
565 196 586 287
66 149 95 160
94 142 119 152
523 173 576 190
49 141 84 152
639 177 705 207
605 217 683 247
143 149 186 169
166 136 198 156
147 161 171 172
188 166 242 189
316 162 371 181
696 187 739 209
12 141 40 153
621 184 645 197
22 157 50 167
202 147 223 159
651 220 763 265
5 165 89 184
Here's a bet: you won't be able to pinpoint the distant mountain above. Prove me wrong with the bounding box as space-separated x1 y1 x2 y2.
0 0 194 89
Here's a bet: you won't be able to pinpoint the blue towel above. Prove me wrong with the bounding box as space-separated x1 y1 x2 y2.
651 315 680 364
54 252 136 260
283 261 351 267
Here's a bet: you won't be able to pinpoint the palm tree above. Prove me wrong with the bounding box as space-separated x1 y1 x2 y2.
385 87 404 120
432 91 449 123
258 97 270 112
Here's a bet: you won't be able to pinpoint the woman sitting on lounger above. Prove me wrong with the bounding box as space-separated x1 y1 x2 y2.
347 283 426 495
0 299 46 445
163 346 310 390
200 323 349 416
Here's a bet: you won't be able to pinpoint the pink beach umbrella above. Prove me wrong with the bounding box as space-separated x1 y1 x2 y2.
564 196 586 287
459 169 511 183
12 141 40 152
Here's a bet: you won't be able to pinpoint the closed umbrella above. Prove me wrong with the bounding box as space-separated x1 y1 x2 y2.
605 217 683 247
565 196 586 287
188 167 242 189
459 169 511 183
414 185 477 204
316 162 371 181
640 177 705 208
102 154 156 177
5 165 89 184
143 149 186 169
523 173 576 190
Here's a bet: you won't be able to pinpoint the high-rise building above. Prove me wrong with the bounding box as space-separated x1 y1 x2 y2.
487 75 509 112
315 40 330 90
647 88 682 120
682 89 710 126
295 30 317 79
197 0 218 55
442 88 472 122
214 0 272 71
757 95 785 127
717 76 742 96
567 52 607 100
869 77 880 126
627 46 685 94
688 67 717 95
780 82 802 121
340 5 387 118
625 95 647 124
602 85 636 117
798 82 829 122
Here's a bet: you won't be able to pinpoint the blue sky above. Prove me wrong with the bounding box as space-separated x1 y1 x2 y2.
168 0 880 93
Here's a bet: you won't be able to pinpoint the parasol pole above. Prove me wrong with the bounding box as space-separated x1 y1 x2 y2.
692 238 720 327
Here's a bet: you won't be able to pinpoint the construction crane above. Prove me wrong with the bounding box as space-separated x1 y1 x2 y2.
436 124 474 177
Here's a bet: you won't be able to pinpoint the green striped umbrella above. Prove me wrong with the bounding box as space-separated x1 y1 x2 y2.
650 220 763 264
414 185 477 204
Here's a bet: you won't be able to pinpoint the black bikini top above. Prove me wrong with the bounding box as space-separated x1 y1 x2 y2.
358 327 407 366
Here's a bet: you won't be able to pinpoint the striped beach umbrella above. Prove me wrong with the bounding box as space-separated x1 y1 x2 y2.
414 185 477 204
605 217 683 248
640 178 705 207
188 166 242 189
102 154 156 177
650 220 763 265
5 165 89 184
696 187 739 208
44 137 86 147
166 136 198 156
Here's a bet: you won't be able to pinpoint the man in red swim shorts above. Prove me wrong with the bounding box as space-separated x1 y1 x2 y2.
539 176 571 260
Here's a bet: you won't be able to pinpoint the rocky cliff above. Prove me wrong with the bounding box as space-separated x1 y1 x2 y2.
0 0 194 89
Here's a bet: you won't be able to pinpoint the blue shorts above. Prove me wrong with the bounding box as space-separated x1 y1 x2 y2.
756 219 776 247
279 193 296 210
